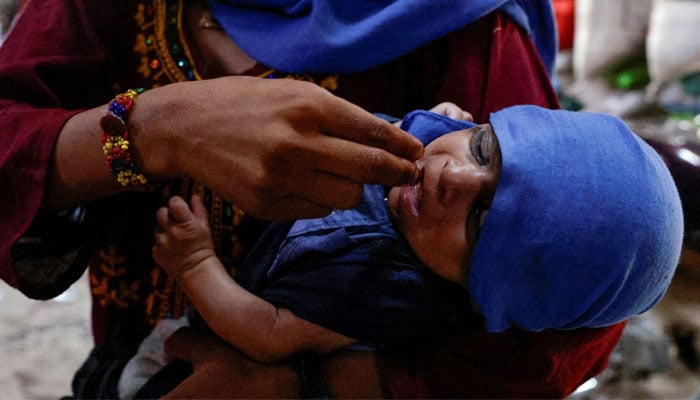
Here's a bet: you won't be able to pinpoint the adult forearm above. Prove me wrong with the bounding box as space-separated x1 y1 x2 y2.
163 328 384 399
43 107 127 211
43 86 183 211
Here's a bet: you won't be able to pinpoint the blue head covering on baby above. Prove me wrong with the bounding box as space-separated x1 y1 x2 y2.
466 105 684 332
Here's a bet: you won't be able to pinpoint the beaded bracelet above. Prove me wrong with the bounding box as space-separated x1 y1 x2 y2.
100 88 149 187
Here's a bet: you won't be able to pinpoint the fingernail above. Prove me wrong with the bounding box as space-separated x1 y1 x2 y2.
410 164 423 184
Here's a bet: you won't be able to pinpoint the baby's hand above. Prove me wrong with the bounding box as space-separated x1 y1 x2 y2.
393 102 473 127
152 195 217 279
429 102 473 121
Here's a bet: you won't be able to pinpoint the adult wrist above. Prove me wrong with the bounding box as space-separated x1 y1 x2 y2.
100 88 150 186
127 87 183 180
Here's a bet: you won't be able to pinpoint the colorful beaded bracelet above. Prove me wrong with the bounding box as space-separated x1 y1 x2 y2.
100 88 149 187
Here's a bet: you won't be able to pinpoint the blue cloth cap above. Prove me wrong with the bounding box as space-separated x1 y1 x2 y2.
469 105 684 332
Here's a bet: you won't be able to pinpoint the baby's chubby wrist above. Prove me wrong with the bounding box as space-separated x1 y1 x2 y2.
174 250 230 304
173 248 219 282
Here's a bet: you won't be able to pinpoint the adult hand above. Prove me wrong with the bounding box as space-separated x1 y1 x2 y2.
162 327 299 399
163 327 384 399
133 76 424 220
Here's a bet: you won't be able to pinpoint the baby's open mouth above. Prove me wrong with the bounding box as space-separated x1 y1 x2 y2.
401 165 424 216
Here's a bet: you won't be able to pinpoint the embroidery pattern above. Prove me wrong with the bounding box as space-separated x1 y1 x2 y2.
90 246 139 309
132 0 200 85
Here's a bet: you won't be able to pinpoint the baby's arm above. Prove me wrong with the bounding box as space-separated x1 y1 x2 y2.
152 195 355 364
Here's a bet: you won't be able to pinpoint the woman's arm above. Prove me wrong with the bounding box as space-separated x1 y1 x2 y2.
0 0 133 289
46 76 424 219
161 316 626 399
163 328 383 399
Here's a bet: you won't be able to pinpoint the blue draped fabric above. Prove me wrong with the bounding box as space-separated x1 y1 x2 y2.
206 0 557 75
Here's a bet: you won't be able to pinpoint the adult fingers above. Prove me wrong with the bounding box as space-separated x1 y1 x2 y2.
155 207 170 228
316 96 424 164
287 174 361 212
308 135 420 188
254 196 334 221
241 157 365 217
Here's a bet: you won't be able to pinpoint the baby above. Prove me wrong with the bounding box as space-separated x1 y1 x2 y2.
119 105 684 398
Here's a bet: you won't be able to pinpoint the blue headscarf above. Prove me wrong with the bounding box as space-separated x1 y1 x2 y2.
206 0 556 75
468 106 684 332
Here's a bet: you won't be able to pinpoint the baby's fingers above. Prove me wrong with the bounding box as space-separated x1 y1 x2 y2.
152 230 169 265
168 196 195 223
430 102 473 121
155 206 170 227
189 195 209 222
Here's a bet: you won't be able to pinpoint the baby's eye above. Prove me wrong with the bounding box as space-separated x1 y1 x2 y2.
471 127 489 166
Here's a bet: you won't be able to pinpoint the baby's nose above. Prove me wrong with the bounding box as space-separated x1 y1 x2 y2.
439 163 482 206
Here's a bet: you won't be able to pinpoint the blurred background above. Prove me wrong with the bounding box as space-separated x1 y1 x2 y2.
553 0 700 398
1 0 699 398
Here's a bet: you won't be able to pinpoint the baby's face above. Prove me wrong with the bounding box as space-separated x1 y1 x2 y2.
387 124 501 284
